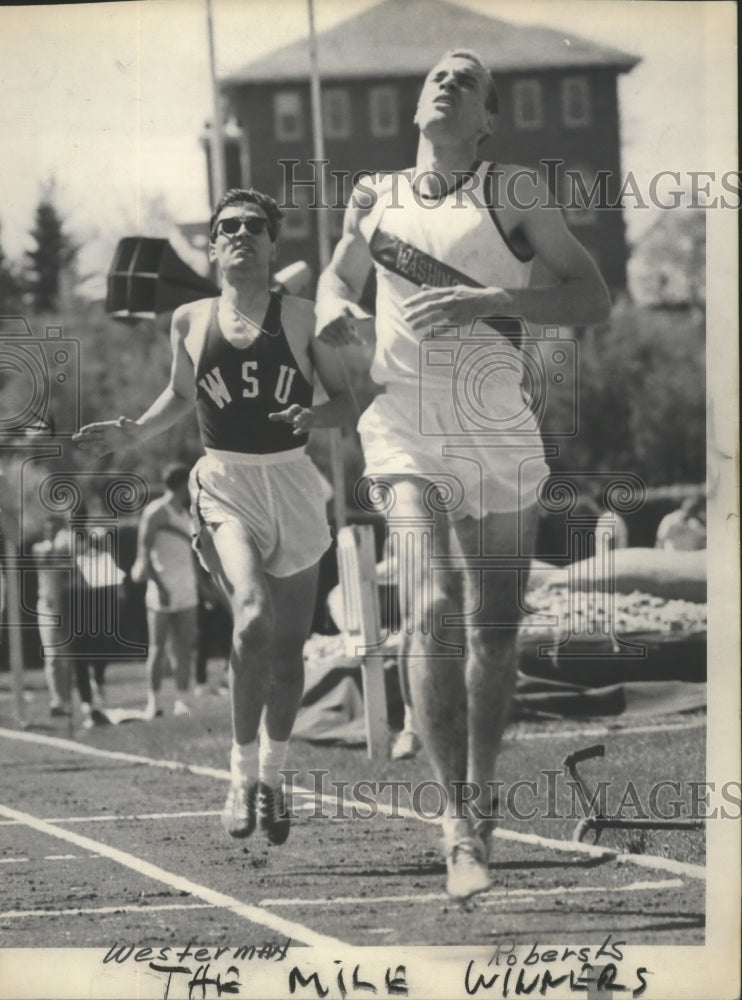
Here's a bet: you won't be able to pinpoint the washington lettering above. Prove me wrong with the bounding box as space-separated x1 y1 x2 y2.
369 227 523 347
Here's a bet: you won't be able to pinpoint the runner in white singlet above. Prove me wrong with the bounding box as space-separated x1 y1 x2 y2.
316 49 611 899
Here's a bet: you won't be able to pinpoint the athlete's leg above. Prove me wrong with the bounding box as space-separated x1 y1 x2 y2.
251 561 319 845
263 561 319 741
196 521 272 747
389 478 469 844
391 634 422 760
197 520 274 838
453 503 539 838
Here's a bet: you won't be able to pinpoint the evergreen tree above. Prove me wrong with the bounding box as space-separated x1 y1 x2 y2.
0 222 22 313
24 179 78 313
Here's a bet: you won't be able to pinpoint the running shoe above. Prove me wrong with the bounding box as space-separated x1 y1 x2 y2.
222 780 258 838
258 781 291 845
445 837 492 899
82 708 111 730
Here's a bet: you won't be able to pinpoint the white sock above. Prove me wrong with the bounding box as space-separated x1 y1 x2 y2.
230 741 254 784
403 705 415 732
258 731 289 788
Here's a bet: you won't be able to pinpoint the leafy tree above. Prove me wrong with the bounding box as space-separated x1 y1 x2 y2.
24 179 78 314
545 300 705 487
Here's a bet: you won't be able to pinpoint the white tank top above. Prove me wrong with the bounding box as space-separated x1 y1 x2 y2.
363 161 534 390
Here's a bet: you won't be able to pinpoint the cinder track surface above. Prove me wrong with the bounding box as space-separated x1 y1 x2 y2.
1 664 705 957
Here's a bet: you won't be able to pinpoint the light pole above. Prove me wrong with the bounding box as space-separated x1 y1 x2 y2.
206 0 227 202
306 0 346 528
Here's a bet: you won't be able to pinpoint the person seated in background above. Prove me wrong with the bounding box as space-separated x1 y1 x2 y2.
655 495 706 551
131 463 199 719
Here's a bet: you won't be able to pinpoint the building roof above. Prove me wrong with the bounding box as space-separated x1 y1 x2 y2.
224 0 640 84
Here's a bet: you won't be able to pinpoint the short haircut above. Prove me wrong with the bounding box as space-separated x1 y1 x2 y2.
162 463 191 491
209 188 284 243
438 48 499 114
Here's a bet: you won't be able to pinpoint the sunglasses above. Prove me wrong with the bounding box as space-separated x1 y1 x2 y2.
216 216 271 237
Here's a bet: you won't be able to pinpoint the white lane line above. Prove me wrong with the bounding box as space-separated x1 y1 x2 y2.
508 718 705 742
0 810 220 827
1 855 101 865
0 902 215 920
0 802 351 951
493 827 705 880
0 727 706 881
0 727 230 780
259 877 685 908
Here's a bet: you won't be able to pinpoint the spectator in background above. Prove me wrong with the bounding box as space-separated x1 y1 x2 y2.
71 520 123 729
32 515 72 716
655 495 707 551
131 463 198 719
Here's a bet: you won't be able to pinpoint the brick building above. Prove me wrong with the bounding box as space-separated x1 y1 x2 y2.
214 0 639 292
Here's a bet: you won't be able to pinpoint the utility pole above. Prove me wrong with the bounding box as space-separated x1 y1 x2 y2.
206 0 227 202
307 0 346 528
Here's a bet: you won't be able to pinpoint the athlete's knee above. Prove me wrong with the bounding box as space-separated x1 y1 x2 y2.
232 597 273 656
403 587 457 636
271 653 304 688
469 622 518 664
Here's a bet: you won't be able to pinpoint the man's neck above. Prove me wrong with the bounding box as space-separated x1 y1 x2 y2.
415 133 480 194
220 276 271 324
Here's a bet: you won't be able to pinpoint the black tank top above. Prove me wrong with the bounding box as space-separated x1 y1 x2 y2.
194 294 313 454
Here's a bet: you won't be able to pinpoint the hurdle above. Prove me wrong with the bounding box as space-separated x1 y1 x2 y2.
336 524 389 759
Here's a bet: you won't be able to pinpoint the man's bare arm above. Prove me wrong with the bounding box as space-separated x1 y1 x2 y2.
269 299 373 434
74 306 197 455
315 181 378 345
404 175 611 331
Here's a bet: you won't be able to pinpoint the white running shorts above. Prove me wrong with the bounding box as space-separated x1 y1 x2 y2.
190 447 332 578
357 383 550 520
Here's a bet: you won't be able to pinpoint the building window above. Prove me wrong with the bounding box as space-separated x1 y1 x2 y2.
561 77 591 127
322 88 352 139
280 186 312 240
513 79 543 130
274 91 304 142
560 162 600 226
369 86 399 137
